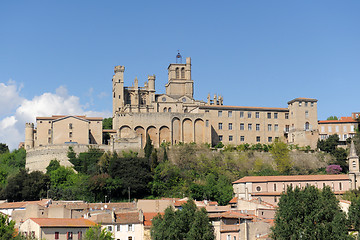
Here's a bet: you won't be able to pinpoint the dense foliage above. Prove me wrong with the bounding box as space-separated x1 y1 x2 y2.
0 214 25 239
271 186 351 240
317 134 348 172
151 200 214 240
84 224 113 240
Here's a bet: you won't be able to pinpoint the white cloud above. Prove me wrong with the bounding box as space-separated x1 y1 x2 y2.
0 82 110 150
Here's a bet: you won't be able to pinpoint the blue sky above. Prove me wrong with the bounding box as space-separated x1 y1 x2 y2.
0 1 359 149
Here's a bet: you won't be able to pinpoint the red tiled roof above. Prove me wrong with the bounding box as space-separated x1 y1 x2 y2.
0 199 51 209
115 212 142 224
30 218 96 227
143 212 164 226
318 117 358 124
208 211 255 220
233 174 349 184
229 197 238 204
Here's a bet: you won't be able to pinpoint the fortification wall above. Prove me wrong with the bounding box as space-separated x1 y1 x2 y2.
26 136 141 172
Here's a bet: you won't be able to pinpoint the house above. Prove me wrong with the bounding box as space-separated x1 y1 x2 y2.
19 218 95 240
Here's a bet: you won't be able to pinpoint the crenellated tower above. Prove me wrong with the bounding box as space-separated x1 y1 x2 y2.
25 123 34 150
112 65 125 116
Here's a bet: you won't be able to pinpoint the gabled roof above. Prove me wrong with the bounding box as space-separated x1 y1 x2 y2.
29 218 96 227
36 115 103 121
233 174 349 184
115 212 141 224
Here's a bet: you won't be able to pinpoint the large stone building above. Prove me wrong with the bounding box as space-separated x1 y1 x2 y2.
111 55 319 149
25 55 321 171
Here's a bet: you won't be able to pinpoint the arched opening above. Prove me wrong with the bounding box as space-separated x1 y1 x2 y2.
172 118 181 144
181 67 185 78
183 119 193 143
147 126 158 147
119 126 132 138
175 67 180 78
134 126 145 148
159 126 171 144
194 119 205 143
305 122 310 130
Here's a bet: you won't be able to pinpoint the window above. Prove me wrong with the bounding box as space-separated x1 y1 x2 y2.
128 237 133 240
336 126 339 132
274 197 277 202
248 124 252 131
343 126 347 132
285 113 289 119
256 136 260 142
274 184 277 191
268 137 273 142
219 135 223 141
69 123 73 129
229 135 233 141
128 224 133 231
353 161 356 168
240 123 244 130
299 102 302 107
67 232 73 240
267 113 271 119
206 120 209 127
168 107 171 112
311 102 314 107
77 231 82 240
274 113 278 119
256 186 261 191
268 124 272 131
181 67 185 78
344 134 347 140
321 126 325 132
351 125 355 132
228 123 232 130
227 235 231 240
305 111 309 118
247 112 252 118
240 112 244 118
328 126 332 132
240 136 245 142
274 124 278 132
48 137 51 144
163 108 167 112
69 132 72 138
218 111 222 117
117 225 120 231
55 232 59 240
256 124 260 131
339 182 342 191
285 125 289 132
228 111 232 117
48 129 51 134
305 122 310 130
108 226 112 231
175 67 179 78
255 112 259 118
218 123 223 130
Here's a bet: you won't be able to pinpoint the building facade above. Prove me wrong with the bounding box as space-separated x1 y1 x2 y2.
318 112 360 143
111 55 319 149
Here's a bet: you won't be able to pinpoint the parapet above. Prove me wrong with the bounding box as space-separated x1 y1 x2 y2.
25 123 34 128
114 65 125 73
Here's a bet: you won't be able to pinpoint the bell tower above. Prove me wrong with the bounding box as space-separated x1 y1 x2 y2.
112 65 125 116
349 140 360 189
165 52 194 98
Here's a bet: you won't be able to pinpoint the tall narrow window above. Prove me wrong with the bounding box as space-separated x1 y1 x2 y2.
218 111 222 117
274 113 278 119
255 112 259 118
240 123 244 130
248 124 252 131
228 123 232 130
268 124 272 131
285 113 289 119
55 232 59 240
181 67 185 78
305 122 310 130
69 123 73 129
305 111 309 118
256 124 260 131
240 112 244 118
248 112 252 118
175 68 179 78
218 123 223 130
228 111 232 117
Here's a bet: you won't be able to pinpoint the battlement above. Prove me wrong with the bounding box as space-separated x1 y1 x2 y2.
114 65 125 73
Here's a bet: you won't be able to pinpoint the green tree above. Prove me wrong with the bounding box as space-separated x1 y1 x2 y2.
151 200 214 240
46 159 61 173
270 139 291 174
0 143 9 154
102 118 113 129
348 196 360 231
0 214 25 239
84 224 113 240
327 116 338 120
271 186 350 240
144 134 154 159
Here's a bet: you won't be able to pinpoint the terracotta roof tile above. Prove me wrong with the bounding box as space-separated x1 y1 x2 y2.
115 212 142 224
30 218 96 227
233 174 349 184
318 117 358 124
143 212 164 226
229 197 238 204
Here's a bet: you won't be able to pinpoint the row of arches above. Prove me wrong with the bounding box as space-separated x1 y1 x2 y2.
175 67 185 79
118 118 205 147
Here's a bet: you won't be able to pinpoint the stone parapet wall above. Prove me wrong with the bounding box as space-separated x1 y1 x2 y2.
26 137 141 172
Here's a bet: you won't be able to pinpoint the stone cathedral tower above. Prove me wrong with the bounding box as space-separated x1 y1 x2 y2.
349 140 360 189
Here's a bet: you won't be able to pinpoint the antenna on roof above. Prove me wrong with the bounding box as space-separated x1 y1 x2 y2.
176 50 182 63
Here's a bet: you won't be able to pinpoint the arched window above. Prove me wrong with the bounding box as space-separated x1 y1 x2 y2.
305 122 310 130
163 107 167 112
181 67 185 78
175 68 179 78
168 107 172 112
69 123 73 129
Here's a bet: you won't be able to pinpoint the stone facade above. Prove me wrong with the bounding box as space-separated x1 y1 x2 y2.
111 55 319 149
